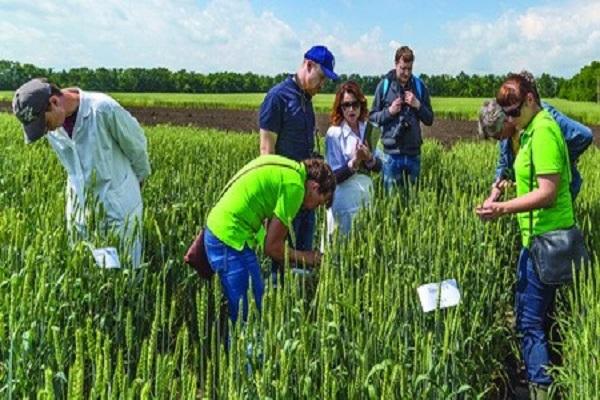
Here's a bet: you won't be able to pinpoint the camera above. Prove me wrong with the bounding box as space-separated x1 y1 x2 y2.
381 105 412 150
397 108 412 131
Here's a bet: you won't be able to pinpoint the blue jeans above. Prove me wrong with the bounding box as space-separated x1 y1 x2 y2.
271 208 316 284
381 153 421 193
204 228 264 323
515 247 557 386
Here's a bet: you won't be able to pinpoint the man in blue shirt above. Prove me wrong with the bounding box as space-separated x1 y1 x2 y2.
259 45 339 282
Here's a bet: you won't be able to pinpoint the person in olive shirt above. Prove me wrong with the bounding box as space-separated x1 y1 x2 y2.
204 155 336 323
475 74 574 397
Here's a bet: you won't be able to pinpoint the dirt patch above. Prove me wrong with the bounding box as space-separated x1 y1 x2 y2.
129 106 600 147
2 101 598 147
114 105 600 147
131 106 261 133
127 106 497 146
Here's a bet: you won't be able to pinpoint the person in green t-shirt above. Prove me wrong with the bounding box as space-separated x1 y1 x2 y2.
477 70 592 206
204 155 336 323
475 74 575 395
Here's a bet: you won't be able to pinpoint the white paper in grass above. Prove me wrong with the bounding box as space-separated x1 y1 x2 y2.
319 210 336 253
92 247 121 269
291 268 313 276
417 279 461 312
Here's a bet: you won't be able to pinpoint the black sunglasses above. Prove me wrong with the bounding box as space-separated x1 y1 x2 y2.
341 101 360 110
502 100 524 118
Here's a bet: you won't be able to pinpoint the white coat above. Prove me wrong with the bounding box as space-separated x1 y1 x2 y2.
47 90 151 267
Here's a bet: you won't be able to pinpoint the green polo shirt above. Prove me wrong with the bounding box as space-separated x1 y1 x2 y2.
514 109 574 247
206 155 307 251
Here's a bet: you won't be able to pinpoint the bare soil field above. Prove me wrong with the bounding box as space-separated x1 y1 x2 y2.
112 105 600 147
128 106 484 146
2 102 598 146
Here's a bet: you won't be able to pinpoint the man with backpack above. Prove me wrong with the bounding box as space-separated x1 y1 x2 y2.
369 46 434 192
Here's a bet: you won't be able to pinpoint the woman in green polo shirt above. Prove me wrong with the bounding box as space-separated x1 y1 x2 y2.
204 155 335 323
475 74 574 396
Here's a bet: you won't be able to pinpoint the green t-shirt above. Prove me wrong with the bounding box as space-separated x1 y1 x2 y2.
514 109 574 247
206 155 307 251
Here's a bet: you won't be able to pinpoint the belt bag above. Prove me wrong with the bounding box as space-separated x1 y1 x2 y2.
526 129 589 285
530 226 589 285
184 229 213 279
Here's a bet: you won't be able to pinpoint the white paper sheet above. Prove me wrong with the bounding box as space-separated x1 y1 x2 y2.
91 247 122 269
291 268 313 277
417 278 461 312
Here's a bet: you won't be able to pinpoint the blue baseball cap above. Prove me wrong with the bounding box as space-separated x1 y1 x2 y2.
304 45 339 81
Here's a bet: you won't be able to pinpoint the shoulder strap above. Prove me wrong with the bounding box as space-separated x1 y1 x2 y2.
529 134 534 241
412 75 424 100
382 78 390 99
217 161 301 202
382 75 424 99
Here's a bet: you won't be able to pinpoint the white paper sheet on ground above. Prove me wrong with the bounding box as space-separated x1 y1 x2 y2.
92 247 122 269
291 268 313 277
319 209 336 253
326 208 336 237
417 279 461 312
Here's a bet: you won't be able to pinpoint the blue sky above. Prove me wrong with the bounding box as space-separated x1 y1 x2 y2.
0 0 598 77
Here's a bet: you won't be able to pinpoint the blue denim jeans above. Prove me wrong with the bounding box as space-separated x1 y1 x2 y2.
381 153 421 193
515 247 557 386
271 208 316 284
204 228 264 323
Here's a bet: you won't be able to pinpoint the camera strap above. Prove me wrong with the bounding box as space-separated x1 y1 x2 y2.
219 161 301 200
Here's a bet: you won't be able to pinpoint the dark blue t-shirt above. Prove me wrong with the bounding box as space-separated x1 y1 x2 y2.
259 76 315 161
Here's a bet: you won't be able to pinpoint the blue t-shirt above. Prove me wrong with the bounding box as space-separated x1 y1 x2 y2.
259 76 316 161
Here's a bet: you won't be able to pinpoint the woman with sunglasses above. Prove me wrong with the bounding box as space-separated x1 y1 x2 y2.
325 81 381 236
475 74 576 397
478 71 592 208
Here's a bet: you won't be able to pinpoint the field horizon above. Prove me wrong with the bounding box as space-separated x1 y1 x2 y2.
2 91 600 125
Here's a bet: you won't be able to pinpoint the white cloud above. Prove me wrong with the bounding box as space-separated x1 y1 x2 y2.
0 0 301 74
0 0 597 77
426 0 600 76
300 25 393 76
0 0 407 77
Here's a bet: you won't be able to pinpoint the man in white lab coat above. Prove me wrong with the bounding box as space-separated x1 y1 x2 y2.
12 78 151 268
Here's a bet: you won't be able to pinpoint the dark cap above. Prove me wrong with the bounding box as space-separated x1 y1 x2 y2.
478 99 505 139
304 45 339 81
12 78 52 143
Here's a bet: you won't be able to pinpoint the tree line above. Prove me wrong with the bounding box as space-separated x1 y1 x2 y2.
0 59 598 101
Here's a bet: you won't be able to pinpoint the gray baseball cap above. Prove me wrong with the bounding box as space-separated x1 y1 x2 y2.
478 99 505 139
12 78 52 143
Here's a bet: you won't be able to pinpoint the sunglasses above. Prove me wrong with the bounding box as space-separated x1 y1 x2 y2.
501 100 524 118
341 101 360 110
